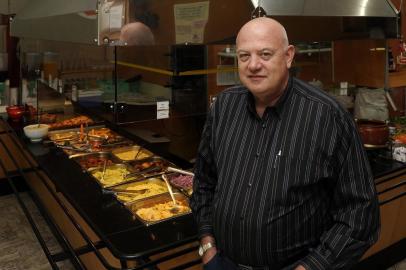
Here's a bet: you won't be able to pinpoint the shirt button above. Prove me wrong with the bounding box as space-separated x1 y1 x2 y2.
248 183 252 187
262 124 266 129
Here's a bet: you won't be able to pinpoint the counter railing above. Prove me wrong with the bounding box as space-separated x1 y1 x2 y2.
0 118 83 269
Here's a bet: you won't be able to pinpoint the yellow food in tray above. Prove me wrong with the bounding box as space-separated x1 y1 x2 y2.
135 201 191 222
116 181 168 202
49 131 78 141
91 167 131 186
114 149 151 161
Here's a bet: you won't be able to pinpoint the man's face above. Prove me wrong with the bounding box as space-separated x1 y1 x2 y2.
236 25 294 98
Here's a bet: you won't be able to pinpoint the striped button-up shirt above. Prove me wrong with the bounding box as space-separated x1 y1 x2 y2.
190 77 380 270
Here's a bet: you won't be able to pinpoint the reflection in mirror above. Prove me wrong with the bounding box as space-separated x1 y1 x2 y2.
120 22 155 46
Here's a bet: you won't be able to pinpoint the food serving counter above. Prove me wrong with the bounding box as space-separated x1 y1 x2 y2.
0 115 405 270
0 117 201 270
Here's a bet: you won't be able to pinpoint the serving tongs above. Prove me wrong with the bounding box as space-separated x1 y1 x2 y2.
102 168 166 190
123 166 162 179
162 174 180 213
103 187 148 196
57 145 91 152
69 151 107 159
167 166 194 176
100 140 129 148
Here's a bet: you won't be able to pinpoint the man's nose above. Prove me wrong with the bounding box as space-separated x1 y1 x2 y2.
248 55 262 72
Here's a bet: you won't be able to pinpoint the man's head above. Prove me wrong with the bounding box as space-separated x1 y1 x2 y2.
120 22 155 46
236 17 295 102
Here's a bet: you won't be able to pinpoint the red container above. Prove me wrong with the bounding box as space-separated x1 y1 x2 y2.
356 119 389 147
6 106 25 122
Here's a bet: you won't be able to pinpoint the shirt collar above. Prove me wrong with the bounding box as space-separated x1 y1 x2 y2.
246 76 294 119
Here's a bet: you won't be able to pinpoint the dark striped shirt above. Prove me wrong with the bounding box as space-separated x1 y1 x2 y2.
190 77 380 270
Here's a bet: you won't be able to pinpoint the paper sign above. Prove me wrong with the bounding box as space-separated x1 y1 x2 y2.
157 101 169 110
109 4 124 31
157 109 169 119
174 1 209 44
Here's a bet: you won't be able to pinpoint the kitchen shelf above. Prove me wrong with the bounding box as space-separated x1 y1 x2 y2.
217 51 237 58
296 48 332 54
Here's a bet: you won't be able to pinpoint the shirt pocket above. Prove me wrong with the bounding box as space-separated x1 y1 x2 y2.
273 155 307 188
273 152 328 190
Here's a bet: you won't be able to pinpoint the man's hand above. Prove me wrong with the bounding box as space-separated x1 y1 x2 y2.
200 235 217 264
294 265 306 270
202 246 217 264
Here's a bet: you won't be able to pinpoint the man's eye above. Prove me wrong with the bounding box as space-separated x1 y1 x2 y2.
238 54 250 62
260 52 272 60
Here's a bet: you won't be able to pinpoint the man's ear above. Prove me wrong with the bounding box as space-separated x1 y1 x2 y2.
285 45 295 69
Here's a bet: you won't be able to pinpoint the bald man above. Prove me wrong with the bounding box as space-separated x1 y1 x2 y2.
120 22 155 46
190 17 379 270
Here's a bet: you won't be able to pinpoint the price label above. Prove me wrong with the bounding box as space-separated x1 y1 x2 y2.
157 109 169 119
157 101 169 110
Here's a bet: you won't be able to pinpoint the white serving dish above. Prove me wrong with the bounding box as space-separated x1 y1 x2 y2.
23 124 50 142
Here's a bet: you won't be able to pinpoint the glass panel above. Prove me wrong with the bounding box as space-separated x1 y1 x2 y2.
115 44 207 123
99 0 252 46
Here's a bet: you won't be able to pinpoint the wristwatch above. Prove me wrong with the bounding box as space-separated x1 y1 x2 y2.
198 242 215 257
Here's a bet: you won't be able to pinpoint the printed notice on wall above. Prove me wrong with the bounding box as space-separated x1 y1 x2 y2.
174 1 209 44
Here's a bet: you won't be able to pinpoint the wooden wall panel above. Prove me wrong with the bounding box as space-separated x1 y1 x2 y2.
333 39 386 87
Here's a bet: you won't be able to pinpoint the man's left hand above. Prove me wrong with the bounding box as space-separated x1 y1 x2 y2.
294 265 306 270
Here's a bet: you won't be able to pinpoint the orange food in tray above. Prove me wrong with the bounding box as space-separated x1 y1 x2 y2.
393 133 406 144
49 115 93 130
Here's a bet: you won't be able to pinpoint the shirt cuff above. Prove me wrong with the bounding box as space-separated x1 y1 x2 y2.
198 223 214 239
298 251 331 270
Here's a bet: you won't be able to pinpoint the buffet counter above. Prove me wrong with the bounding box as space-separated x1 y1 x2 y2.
0 116 405 270
0 117 201 270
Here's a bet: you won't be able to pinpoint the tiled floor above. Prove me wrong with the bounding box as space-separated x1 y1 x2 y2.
0 192 74 270
0 192 404 270
388 259 406 270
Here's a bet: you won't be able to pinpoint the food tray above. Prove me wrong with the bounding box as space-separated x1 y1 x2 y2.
128 156 172 174
87 127 126 144
48 125 106 143
111 177 170 205
71 152 121 170
168 173 194 196
111 145 154 162
89 163 136 188
48 115 94 130
126 193 191 226
48 131 79 142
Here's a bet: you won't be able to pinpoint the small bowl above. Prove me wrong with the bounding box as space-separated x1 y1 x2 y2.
6 106 25 122
23 124 50 142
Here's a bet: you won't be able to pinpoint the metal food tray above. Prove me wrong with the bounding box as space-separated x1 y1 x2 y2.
47 125 106 145
167 173 194 196
71 152 122 171
126 193 191 226
111 145 154 162
88 163 136 188
128 156 173 174
111 177 170 205
48 124 106 136
48 131 79 142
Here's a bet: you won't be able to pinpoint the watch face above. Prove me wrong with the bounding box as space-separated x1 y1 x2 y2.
198 246 204 257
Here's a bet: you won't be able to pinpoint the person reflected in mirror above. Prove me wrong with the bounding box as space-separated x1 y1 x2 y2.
190 17 380 270
120 21 155 46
